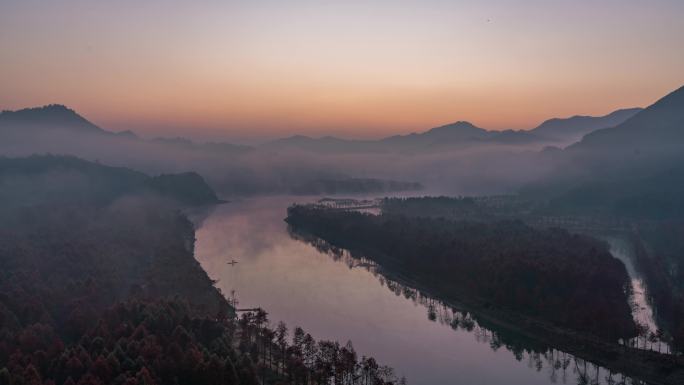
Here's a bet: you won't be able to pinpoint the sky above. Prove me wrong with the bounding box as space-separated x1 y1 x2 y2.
1 0 683 141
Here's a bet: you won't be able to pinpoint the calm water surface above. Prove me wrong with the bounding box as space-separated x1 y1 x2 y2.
193 196 650 385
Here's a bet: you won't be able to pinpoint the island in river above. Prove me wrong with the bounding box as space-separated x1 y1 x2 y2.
284 201 684 384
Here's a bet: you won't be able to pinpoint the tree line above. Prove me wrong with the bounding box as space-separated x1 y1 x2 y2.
0 198 399 384
286 204 637 340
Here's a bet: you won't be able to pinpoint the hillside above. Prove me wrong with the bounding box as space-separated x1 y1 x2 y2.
522 85 684 218
0 155 221 208
0 105 252 154
573 86 684 152
0 174 395 385
0 104 104 133
531 108 642 140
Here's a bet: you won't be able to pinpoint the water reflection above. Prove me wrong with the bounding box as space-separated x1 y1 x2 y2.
288 225 651 385
193 197 653 385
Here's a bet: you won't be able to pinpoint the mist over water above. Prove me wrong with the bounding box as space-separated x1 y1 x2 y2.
193 196 650 385
2 1 684 383
0 108 571 197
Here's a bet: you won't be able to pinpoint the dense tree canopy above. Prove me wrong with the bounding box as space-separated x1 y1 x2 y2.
286 204 636 340
0 154 399 385
0 203 399 385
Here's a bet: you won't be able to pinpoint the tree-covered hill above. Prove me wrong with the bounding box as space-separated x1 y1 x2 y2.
523 85 684 219
0 155 221 208
0 156 398 385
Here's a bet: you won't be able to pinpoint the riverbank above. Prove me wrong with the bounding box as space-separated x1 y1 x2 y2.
287 223 684 385
0 200 401 385
401 268 684 385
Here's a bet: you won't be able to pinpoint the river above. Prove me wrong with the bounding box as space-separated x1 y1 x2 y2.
603 237 669 353
193 196 654 385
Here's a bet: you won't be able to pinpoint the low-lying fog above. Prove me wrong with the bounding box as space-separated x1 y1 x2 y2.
0 124 561 197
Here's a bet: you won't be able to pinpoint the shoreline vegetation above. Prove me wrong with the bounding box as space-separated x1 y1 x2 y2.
285 204 637 339
290 226 683 385
0 155 400 385
285 203 684 385
381 196 684 351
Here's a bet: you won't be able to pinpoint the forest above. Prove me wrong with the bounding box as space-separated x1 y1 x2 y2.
285 204 637 340
0 156 399 385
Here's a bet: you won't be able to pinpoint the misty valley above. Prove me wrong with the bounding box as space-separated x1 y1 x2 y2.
1 84 684 385
12 0 684 359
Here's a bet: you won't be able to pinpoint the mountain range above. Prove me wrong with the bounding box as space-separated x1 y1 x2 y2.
0 104 252 154
2 85 682 199
523 84 684 219
531 108 643 140
554 84 684 173
1 104 642 155
263 108 642 153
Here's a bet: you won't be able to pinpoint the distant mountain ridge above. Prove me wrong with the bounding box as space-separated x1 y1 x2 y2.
0 104 252 153
0 104 105 133
0 105 425 195
264 108 642 153
522 84 684 219
531 108 642 139
392 121 489 142
570 86 684 152
1 104 642 155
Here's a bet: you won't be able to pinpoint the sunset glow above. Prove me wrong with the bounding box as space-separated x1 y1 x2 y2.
2 0 683 140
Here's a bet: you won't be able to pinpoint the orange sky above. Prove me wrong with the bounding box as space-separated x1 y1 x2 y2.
1 0 683 141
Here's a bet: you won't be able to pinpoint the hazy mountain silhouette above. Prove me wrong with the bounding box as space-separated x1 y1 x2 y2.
264 109 639 153
0 104 106 133
523 85 684 218
570 86 684 153
557 85 684 174
265 121 500 153
0 104 252 154
531 108 642 140
3 104 639 156
0 102 650 196
0 105 423 195
383 121 489 145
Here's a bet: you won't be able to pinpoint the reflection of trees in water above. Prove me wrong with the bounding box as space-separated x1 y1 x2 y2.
288 226 650 385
